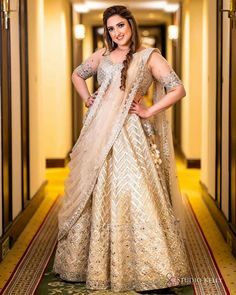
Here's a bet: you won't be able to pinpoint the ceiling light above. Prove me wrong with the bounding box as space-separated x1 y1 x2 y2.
73 1 180 13
86 1 111 10
164 4 180 13
73 4 90 13
142 30 150 37
134 1 167 10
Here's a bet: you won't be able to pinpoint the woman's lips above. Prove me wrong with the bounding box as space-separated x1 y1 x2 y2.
117 35 124 40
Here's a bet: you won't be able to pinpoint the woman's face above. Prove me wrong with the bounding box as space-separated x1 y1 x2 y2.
106 15 132 48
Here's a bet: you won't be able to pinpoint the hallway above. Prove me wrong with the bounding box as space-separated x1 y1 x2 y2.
0 158 235 294
0 0 236 294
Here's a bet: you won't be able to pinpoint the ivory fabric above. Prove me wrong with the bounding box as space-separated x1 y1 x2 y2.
53 48 191 292
56 50 150 241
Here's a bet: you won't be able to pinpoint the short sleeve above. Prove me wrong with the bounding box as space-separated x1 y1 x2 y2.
149 51 183 92
74 48 105 80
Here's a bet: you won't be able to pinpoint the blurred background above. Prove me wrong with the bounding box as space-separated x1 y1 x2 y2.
0 0 235 279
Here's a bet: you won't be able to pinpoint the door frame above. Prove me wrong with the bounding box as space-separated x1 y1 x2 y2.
216 0 223 209
19 0 30 208
229 7 236 232
0 0 13 233
0 0 29 235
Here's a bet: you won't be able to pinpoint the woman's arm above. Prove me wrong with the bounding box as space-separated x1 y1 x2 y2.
72 74 90 101
71 48 105 106
148 51 186 116
147 87 186 117
129 51 186 118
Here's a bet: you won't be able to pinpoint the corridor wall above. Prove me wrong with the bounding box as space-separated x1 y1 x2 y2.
43 0 72 160
201 0 217 201
0 73 2 238
185 0 235 254
11 0 22 220
0 0 45 255
28 0 73 192
181 0 202 162
28 0 45 198
0 0 73 261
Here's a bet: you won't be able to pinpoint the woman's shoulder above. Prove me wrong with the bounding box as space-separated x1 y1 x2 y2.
82 48 108 68
91 47 107 58
136 47 161 53
146 48 167 69
135 47 161 60
135 47 162 68
87 47 108 64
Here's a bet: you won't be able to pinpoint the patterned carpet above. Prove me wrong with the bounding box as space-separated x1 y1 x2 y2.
0 192 229 295
35 251 194 295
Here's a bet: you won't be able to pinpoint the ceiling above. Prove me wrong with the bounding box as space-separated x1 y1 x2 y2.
72 1 179 25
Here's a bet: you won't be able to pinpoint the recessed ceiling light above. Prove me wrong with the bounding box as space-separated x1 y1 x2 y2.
73 1 180 13
164 4 180 12
74 4 89 13
148 13 155 19
142 30 150 37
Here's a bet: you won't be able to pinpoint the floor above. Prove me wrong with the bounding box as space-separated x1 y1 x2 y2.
0 158 235 293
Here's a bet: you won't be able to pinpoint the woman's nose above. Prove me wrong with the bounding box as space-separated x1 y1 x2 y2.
113 28 120 37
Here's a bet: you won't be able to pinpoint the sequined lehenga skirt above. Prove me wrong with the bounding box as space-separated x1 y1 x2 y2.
53 114 190 292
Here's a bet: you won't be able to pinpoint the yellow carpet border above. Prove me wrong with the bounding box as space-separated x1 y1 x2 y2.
176 161 236 295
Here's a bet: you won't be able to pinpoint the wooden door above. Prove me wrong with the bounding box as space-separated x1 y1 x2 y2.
229 1 236 231
217 0 236 232
0 0 13 233
0 0 29 238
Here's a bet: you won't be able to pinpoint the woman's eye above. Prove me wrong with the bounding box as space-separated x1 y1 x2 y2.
108 28 113 32
118 23 124 28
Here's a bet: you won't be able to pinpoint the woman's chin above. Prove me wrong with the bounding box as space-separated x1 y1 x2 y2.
117 41 131 48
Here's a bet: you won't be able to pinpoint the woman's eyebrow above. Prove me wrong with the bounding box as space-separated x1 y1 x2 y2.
107 21 124 29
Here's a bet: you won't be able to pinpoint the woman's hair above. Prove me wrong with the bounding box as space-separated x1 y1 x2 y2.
103 5 141 90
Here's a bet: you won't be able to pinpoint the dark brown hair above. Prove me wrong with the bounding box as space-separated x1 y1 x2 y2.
103 5 141 90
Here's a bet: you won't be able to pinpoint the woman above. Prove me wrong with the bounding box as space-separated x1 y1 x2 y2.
53 5 191 293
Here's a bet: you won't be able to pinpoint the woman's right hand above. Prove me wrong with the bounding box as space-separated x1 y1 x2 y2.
85 90 98 108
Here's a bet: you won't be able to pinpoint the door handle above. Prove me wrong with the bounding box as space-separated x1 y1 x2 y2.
220 0 236 19
0 0 17 30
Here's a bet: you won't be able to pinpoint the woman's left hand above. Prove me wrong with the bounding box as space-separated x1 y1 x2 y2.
129 100 152 119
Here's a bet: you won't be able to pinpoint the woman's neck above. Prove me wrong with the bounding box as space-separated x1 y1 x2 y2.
116 44 130 51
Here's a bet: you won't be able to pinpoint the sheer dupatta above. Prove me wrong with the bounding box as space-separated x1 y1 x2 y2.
141 56 187 237
152 82 186 236
57 50 154 241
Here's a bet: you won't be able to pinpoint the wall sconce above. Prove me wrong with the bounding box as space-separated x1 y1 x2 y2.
168 25 179 40
74 24 85 40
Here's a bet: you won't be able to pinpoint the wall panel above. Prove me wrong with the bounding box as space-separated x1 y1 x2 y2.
10 0 23 218
221 11 230 218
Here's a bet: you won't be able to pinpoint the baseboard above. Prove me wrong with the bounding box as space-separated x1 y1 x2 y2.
175 144 201 168
200 181 236 258
46 153 70 168
0 180 47 262
186 159 201 169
